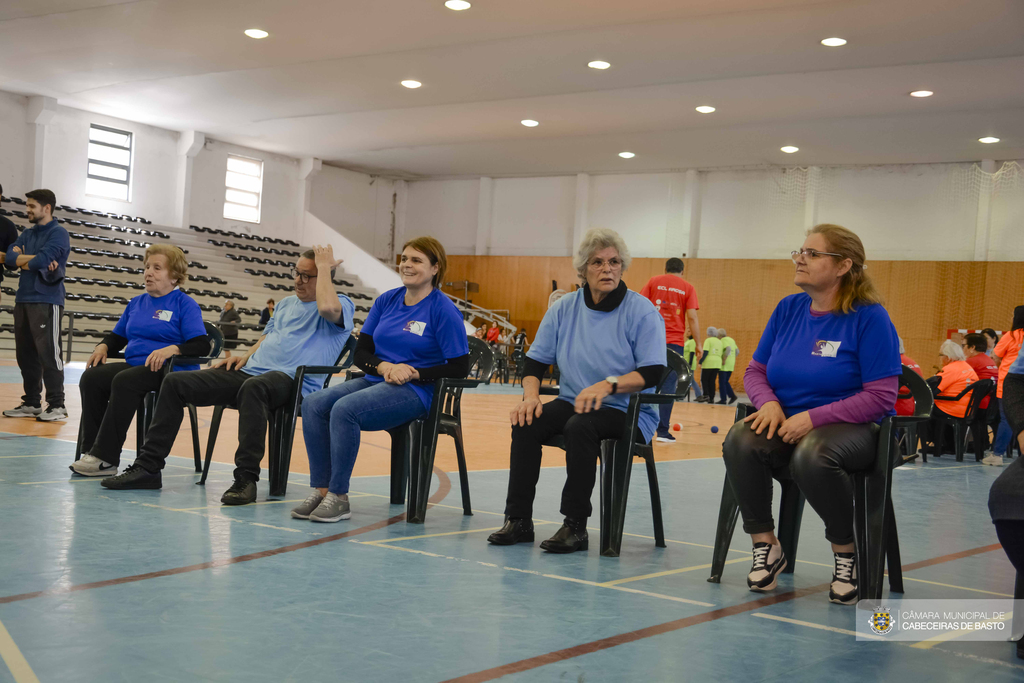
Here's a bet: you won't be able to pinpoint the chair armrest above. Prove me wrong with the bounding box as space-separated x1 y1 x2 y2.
437 378 482 389
300 365 347 375
891 415 930 427
637 394 680 405
539 386 559 396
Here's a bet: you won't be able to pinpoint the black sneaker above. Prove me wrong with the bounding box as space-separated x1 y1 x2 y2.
101 463 162 490
727 396 737 405
747 542 787 591
539 517 589 553
487 518 535 545
655 433 677 443
829 552 858 605
221 479 257 505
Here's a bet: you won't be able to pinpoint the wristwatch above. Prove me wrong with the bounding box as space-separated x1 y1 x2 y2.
605 375 618 395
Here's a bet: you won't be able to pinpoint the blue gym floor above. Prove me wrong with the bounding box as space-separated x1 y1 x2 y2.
0 422 1020 683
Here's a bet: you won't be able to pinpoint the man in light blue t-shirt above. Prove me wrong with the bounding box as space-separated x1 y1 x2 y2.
102 246 354 505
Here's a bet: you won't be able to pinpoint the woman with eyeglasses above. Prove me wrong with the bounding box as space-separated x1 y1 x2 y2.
721 224 901 606
487 228 667 554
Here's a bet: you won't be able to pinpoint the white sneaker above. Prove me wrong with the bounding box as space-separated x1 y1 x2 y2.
3 403 41 418
747 542 787 591
981 454 1004 466
829 552 858 605
70 454 118 477
36 405 68 422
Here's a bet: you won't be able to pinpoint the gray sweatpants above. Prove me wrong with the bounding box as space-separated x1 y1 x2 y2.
13 302 65 407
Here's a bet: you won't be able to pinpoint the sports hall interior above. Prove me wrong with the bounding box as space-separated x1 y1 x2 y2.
1 1 1023 682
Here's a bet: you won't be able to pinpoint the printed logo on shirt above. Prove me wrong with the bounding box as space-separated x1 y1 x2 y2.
153 310 173 322
404 320 426 336
812 340 841 358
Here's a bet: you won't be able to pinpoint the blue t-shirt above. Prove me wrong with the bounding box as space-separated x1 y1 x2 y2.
360 287 470 410
111 289 207 371
1008 351 1024 376
527 288 667 442
241 294 355 396
752 293 901 417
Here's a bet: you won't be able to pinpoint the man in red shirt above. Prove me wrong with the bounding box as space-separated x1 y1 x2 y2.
640 258 701 443
895 337 923 417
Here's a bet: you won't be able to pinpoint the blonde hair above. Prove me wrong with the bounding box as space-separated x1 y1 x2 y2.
573 228 631 283
402 236 448 288
144 244 188 287
808 224 883 314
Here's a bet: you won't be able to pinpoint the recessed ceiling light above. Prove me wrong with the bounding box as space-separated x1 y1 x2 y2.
909 90 933 98
521 119 539 127
244 29 269 39
401 80 422 89
588 60 611 70
820 37 847 47
619 152 635 159
445 0 471 9
979 137 1000 144
695 105 716 114
780 146 799 154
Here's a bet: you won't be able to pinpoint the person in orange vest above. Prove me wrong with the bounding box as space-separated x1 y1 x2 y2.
921 339 979 455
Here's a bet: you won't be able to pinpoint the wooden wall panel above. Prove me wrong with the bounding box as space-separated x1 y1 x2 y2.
444 255 1024 390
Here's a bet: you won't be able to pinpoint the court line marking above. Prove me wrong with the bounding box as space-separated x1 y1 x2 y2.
910 612 1015 650
751 613 883 640
600 558 749 586
789 558 1014 597
15 473 200 486
0 617 40 683
368 527 503 543
127 500 308 535
0 454 76 458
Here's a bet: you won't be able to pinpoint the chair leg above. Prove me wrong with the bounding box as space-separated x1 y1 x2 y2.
885 498 904 594
389 427 409 505
643 454 666 548
198 405 225 486
405 421 428 523
600 439 633 558
135 401 148 455
954 422 964 462
708 473 742 583
1013 572 1024 658
74 420 85 462
267 410 289 498
188 404 201 472
777 480 805 574
452 425 473 516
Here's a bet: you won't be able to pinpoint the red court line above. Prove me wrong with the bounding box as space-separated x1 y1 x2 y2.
0 468 452 605
439 541 1007 683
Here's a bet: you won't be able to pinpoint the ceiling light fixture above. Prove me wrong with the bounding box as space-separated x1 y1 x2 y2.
619 152 635 159
244 29 269 39
445 0 472 9
979 137 1000 144
780 146 799 154
588 60 611 70
401 80 422 89
695 105 716 114
909 90 933 98
521 119 539 127
820 37 847 47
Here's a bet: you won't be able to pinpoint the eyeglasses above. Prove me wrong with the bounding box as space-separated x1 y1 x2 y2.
588 257 623 270
790 248 843 263
289 267 318 284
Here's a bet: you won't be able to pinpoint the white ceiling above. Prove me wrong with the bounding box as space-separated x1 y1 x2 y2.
1 0 1022 178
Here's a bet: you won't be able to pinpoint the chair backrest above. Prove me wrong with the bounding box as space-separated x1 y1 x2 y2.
899 364 933 420
962 378 995 421
467 336 494 383
661 348 692 397
204 321 224 358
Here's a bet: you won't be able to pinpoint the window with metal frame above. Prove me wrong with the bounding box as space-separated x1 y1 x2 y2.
223 155 263 223
87 124 133 202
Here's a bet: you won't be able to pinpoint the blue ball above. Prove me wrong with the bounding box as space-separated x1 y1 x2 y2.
711 426 719 434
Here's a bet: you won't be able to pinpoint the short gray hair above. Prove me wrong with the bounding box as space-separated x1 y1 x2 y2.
717 328 727 337
939 339 965 361
300 249 337 280
898 336 906 354
572 228 631 282
707 326 717 338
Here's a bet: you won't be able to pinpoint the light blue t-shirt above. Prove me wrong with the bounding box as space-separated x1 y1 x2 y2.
360 287 470 410
1008 351 1024 376
112 289 207 371
241 294 354 396
527 287 667 442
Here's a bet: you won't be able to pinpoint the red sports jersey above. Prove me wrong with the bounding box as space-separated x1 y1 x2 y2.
966 353 998 409
640 274 699 345
895 354 922 416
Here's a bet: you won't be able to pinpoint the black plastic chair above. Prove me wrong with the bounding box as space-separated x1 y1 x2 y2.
707 364 933 601
922 378 994 462
538 349 692 557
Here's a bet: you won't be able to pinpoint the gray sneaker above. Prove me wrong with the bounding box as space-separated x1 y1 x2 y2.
291 490 325 519
70 454 117 477
37 405 68 422
3 403 41 418
309 492 351 523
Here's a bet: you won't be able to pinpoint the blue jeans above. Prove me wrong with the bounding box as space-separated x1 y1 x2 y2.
658 343 688 436
301 378 426 495
994 397 1013 456
719 370 737 402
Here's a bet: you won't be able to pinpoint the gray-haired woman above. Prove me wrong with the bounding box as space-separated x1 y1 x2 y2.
487 228 667 553
696 326 722 403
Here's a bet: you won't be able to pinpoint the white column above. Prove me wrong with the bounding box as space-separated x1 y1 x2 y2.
572 173 589 253
26 96 57 189
665 172 688 257
803 166 822 231
174 130 205 228
475 177 493 256
974 159 997 261
682 169 701 258
296 157 322 244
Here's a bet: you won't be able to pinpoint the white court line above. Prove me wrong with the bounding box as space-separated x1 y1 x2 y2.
0 617 40 683
752 613 882 640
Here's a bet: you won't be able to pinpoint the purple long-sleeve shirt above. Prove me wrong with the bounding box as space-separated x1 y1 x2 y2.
744 360 899 427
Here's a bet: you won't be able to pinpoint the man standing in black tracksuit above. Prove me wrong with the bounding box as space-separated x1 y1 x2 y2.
0 184 21 304
2 189 71 422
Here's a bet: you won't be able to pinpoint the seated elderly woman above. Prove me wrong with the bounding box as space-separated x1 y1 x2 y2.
70 244 209 477
487 228 666 553
722 224 901 606
918 339 980 454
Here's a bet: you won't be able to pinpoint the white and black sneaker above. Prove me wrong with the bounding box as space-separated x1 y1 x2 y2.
747 542 787 592
36 405 68 422
3 403 41 418
829 552 858 605
656 433 677 443
70 454 117 477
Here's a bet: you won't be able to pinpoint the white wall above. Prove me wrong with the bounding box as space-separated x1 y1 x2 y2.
304 213 402 295
308 165 396 259
489 176 576 256
404 179 479 255
0 91 31 198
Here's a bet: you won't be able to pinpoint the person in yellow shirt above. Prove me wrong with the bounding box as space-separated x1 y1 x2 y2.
683 331 703 400
717 328 739 405
698 326 723 403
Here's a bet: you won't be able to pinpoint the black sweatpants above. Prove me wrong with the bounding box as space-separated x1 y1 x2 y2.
722 419 879 545
701 368 719 402
504 399 628 520
80 362 166 466
134 367 293 482
13 302 64 407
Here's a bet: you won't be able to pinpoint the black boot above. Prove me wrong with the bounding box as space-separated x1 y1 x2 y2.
487 517 535 545
539 517 589 553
